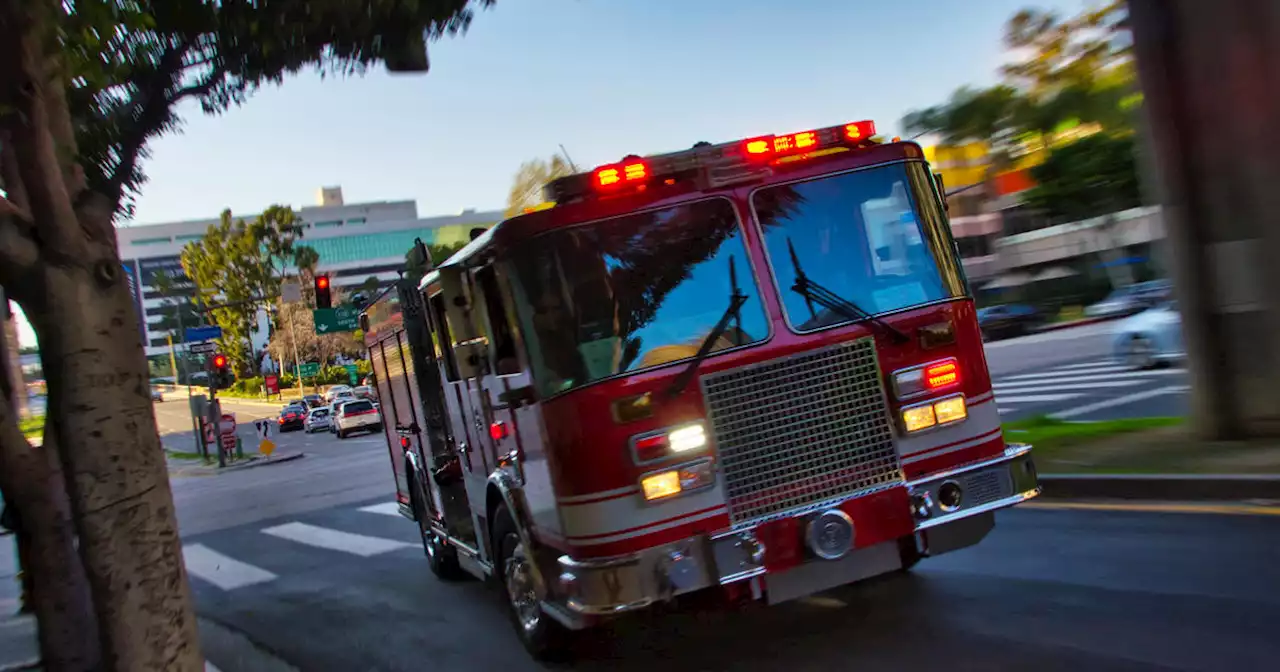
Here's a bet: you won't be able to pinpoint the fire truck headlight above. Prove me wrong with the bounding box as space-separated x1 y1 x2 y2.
933 395 967 425
641 459 715 502
667 424 707 453
902 405 937 433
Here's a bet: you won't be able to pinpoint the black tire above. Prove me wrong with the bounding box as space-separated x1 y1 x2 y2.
1123 334 1157 370
410 471 463 580
337 429 347 439
492 506 570 660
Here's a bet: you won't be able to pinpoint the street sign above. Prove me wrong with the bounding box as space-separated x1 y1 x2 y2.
185 325 222 342
190 341 217 354
264 374 279 394
344 364 359 385
298 362 320 378
281 281 302 303
313 306 360 335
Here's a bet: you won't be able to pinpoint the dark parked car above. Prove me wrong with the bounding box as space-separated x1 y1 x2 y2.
978 303 1043 341
277 405 306 432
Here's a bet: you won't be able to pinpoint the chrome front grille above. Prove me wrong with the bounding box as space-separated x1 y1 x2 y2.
700 339 903 528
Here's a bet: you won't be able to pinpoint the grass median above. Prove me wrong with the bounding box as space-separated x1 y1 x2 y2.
1006 415 1280 475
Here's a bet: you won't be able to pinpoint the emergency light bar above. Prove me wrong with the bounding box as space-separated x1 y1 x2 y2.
545 119 881 204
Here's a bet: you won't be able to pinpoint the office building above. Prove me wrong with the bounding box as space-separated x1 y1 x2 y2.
117 186 501 362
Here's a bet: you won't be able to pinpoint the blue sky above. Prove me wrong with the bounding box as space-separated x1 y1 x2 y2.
15 0 1086 346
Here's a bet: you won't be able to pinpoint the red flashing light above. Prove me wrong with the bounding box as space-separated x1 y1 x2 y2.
593 160 649 190
633 434 668 462
212 354 227 369
317 276 329 289
924 358 960 390
399 437 411 449
844 120 876 141
489 421 508 441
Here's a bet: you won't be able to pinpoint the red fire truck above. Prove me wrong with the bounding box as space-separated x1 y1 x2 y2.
361 119 1040 657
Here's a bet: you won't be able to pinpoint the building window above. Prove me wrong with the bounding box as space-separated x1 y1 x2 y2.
132 237 172 246
314 220 343 229
346 218 366 226
174 234 204 242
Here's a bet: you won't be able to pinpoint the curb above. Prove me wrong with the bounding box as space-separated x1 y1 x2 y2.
1038 473 1280 501
218 451 306 474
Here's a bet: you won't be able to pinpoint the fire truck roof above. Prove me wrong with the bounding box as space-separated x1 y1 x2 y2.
420 119 927 291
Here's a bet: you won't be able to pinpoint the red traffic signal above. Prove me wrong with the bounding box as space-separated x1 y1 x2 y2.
315 274 332 309
212 354 227 369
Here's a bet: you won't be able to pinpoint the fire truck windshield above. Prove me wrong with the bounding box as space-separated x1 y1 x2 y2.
506 198 769 397
752 161 966 333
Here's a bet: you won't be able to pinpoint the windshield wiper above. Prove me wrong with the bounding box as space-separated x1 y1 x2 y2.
667 255 748 397
786 238 909 344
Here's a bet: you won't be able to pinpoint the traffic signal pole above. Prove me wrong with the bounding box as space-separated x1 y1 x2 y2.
207 356 224 468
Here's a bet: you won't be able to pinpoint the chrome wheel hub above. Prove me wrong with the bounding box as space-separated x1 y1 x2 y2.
503 534 540 634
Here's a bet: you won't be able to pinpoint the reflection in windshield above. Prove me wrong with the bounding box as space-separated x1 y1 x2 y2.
506 199 768 396
753 162 964 332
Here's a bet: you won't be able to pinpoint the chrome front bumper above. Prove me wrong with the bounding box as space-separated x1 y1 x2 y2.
552 444 1039 621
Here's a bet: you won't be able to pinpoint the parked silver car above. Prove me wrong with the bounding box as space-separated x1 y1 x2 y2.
305 407 333 433
1112 299 1184 369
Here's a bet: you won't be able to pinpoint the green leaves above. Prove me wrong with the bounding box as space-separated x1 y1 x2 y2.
180 205 308 374
1022 133 1141 222
505 154 574 217
53 0 494 217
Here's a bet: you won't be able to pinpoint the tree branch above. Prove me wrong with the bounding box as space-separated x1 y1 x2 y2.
100 45 191 214
0 4 84 258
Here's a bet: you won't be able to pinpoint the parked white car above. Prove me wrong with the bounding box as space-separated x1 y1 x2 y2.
334 399 381 439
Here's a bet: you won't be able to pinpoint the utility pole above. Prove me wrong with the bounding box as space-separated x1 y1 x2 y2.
286 304 304 398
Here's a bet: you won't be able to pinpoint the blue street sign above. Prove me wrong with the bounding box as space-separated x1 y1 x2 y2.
185 325 222 342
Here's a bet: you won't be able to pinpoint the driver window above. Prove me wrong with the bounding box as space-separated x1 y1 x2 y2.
475 266 520 376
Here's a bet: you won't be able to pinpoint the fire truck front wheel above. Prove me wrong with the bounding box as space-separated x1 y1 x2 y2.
493 507 570 659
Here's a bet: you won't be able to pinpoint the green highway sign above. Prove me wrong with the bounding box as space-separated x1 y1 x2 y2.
344 364 359 385
314 306 360 335
298 362 320 378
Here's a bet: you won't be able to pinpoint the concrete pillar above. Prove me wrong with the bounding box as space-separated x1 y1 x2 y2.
1129 0 1280 438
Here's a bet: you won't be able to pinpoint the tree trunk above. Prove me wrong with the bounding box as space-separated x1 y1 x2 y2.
0 332 100 670
28 264 204 671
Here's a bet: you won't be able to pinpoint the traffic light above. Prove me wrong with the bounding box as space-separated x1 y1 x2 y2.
315 274 332 309
211 353 233 390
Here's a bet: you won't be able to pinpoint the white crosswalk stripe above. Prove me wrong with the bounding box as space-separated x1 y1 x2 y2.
261 522 414 557
990 359 1187 416
183 544 278 590
359 501 404 516
184 502 422 592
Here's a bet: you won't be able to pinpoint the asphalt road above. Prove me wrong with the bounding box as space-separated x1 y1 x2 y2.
146 322 1211 671
184 500 1280 671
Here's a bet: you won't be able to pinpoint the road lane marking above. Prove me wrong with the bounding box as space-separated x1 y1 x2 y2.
1049 361 1116 370
359 502 403 516
998 406 1018 415
1039 364 1129 375
997 370 1182 385
182 544 278 590
994 393 1082 403
993 380 1143 392
1050 385 1190 420
1025 501 1280 517
261 522 414 557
